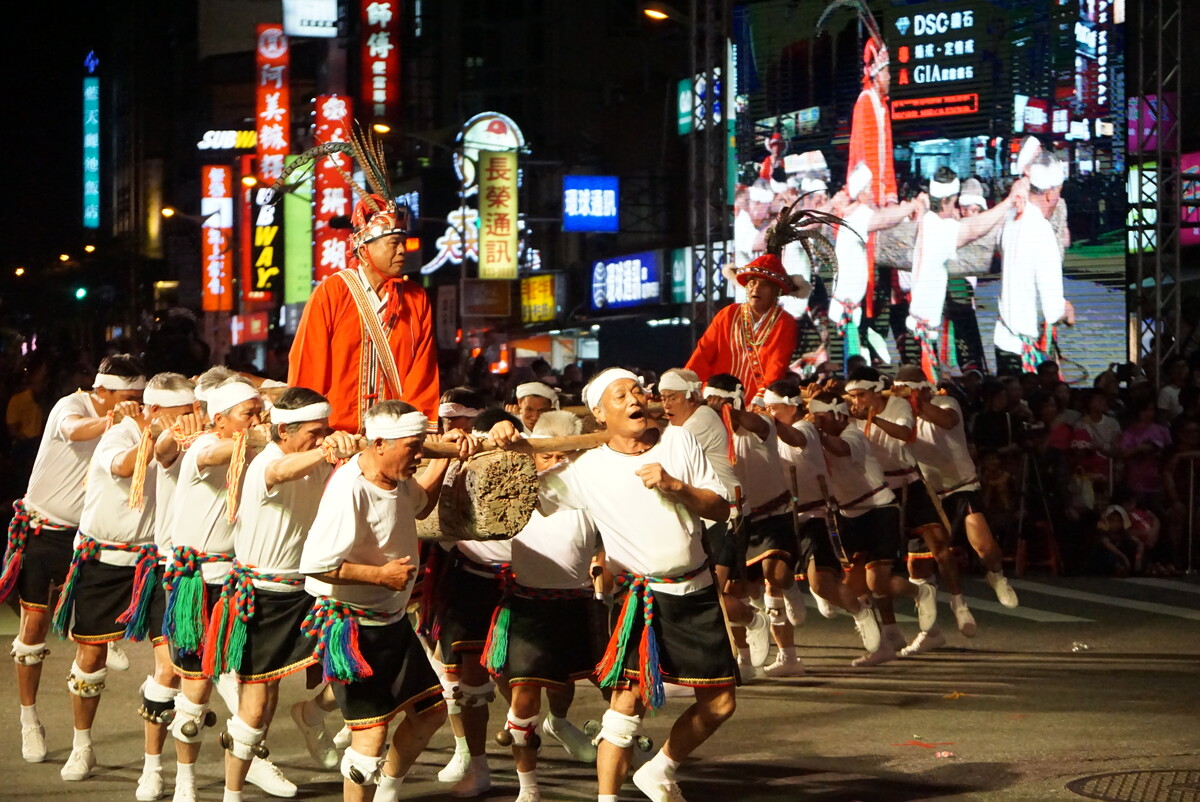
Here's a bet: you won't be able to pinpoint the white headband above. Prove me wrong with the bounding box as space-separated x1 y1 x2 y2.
844 379 883 393
1029 160 1065 190
958 193 986 209
365 410 428 441
438 402 483 419
702 385 744 410
929 178 961 199
659 372 702 396
893 380 932 390
808 398 848 415
1016 137 1042 175
143 388 196 408
207 382 261 416
847 162 873 199
94 373 146 391
271 402 332 425
748 185 774 203
585 369 643 411
800 177 827 194
516 382 560 408
749 393 766 407
763 389 800 406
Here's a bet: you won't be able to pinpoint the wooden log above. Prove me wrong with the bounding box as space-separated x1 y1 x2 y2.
416 450 540 541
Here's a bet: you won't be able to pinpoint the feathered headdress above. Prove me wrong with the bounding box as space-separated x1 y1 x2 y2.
816 0 888 80
736 200 849 296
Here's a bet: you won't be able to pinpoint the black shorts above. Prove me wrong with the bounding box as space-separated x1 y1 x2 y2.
745 512 797 567
235 588 317 683
148 580 167 646
700 521 729 566
332 616 444 729
17 528 75 610
942 489 983 546
503 594 601 688
68 559 136 645
612 582 736 689
169 583 222 680
837 505 902 564
437 562 502 673
901 480 942 532
795 517 844 573
713 522 748 583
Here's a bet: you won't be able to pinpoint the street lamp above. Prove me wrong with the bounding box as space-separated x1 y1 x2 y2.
84 244 96 253
372 121 392 134
161 206 177 218
14 267 24 277
642 2 685 21
59 253 70 262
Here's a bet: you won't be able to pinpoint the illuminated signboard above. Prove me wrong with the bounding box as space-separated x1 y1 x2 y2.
231 312 269 346
460 279 511 318
888 3 992 125
283 0 339 38
255 24 291 184
1182 153 1200 248
82 73 100 229
200 165 234 312
478 151 519 279
361 0 400 122
563 175 618 233
196 130 257 150
251 185 283 294
313 94 353 280
282 154 314 305
521 274 557 323
590 251 662 311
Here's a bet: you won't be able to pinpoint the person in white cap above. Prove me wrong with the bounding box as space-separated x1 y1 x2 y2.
48 372 197 788
530 368 734 802
299 399 476 802
512 382 559 434
1015 136 1070 258
1 353 145 765
214 387 362 802
164 372 269 802
942 177 993 371
905 167 1026 377
995 151 1075 374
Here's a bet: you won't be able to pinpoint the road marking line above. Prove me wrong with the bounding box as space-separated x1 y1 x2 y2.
937 590 1093 623
1120 577 1200 595
1007 579 1200 622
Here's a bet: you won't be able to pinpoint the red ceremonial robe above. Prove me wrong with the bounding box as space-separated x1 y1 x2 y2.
288 273 440 433
847 86 898 318
685 303 797 402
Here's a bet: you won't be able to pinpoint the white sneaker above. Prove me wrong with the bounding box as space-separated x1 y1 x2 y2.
745 611 771 667
736 655 757 683
515 789 541 802
851 643 897 668
899 628 947 657
438 750 471 783
246 757 297 798
290 701 338 769
951 599 977 638
107 641 130 671
988 572 1019 608
761 654 805 677
21 723 46 763
171 778 197 802
61 746 96 781
852 607 882 653
542 717 597 763
449 762 491 798
914 582 938 632
782 584 806 626
811 588 838 619
135 768 165 801
331 723 351 750
632 764 688 802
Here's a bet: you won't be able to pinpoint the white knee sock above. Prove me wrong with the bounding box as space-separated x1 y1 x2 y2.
73 728 92 749
20 705 38 727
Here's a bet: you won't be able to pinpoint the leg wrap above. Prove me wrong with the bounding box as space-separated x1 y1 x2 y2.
595 709 641 749
67 661 107 697
459 680 495 708
220 714 268 761
441 676 463 716
501 712 540 748
341 745 385 786
169 696 216 744
11 638 50 666
764 594 787 626
139 676 178 724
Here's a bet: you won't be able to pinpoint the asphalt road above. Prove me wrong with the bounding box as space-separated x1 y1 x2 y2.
1 574 1198 801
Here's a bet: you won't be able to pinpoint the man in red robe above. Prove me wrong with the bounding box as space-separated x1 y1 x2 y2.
288 194 439 432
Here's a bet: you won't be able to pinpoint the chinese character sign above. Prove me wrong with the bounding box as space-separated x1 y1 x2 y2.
521 274 556 323
563 175 619 232
255 24 291 184
201 165 234 312
283 154 315 305
83 77 100 229
361 0 400 122
313 94 354 280
478 151 518 280
590 251 662 310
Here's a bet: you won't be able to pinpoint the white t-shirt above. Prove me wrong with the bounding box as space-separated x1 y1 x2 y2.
300 454 426 623
995 204 1065 355
539 427 724 593
824 427 895 518
679 404 740 503
907 397 979 494
854 396 918 487
775 419 826 517
457 538 513 566
1158 385 1183 420
233 441 332 591
78 417 156 566
24 392 102 527
511 508 599 590
171 432 256 584
733 414 789 513
907 211 959 332
153 457 183 554
829 204 874 326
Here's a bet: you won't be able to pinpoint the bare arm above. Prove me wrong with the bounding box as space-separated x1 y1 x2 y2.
61 414 112 443
306 556 416 592
917 398 960 429
868 410 914 442
723 405 770 440
774 420 808 449
265 431 362 490
868 200 918 232
819 430 851 458
957 197 1016 247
